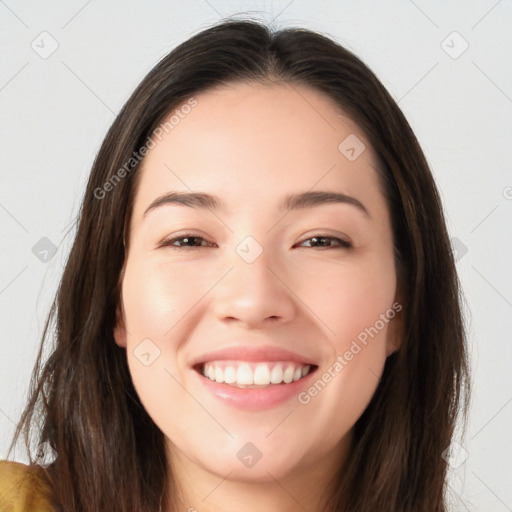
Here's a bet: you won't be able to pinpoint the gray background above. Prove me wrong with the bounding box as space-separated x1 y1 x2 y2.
1 1 511 510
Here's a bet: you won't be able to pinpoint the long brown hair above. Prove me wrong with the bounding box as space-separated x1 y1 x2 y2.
7 18 471 511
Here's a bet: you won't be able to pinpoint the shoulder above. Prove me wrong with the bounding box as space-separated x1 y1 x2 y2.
0 460 55 511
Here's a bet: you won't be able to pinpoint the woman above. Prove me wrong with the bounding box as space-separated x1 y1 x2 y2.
1 18 470 512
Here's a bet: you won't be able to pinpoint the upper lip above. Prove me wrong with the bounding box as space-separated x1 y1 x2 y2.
190 345 318 368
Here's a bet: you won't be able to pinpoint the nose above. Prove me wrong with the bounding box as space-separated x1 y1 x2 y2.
211 245 297 329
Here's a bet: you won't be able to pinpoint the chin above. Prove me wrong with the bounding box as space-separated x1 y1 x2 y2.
192 441 308 483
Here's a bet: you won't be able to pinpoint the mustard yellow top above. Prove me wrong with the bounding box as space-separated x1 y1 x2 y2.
0 460 54 511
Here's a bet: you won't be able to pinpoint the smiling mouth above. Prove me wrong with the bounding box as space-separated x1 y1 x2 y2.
194 361 318 388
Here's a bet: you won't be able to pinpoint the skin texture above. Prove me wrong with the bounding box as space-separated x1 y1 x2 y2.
114 81 402 512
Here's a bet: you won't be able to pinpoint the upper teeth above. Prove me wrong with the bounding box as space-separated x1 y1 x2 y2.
202 361 312 387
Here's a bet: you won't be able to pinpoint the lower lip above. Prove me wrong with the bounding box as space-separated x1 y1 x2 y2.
194 367 318 411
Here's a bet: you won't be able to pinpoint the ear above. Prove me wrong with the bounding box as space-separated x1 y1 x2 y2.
114 260 128 348
113 300 127 349
385 299 404 357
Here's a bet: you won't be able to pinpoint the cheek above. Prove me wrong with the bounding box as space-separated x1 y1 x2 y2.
118 245 397 461
120 260 198 432
298 314 391 449
292 255 395 432
292 252 397 342
122 245 396 349
121 259 208 338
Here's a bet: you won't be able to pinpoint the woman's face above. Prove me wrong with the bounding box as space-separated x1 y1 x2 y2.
114 81 401 487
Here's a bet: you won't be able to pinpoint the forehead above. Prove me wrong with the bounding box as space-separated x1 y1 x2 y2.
131 81 387 225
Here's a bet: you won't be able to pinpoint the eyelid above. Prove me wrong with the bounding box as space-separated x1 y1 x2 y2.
157 232 215 249
296 235 352 249
157 231 353 250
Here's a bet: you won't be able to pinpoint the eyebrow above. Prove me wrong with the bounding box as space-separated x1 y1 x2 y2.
143 190 371 219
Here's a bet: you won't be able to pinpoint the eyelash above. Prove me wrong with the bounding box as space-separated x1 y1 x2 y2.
158 233 353 250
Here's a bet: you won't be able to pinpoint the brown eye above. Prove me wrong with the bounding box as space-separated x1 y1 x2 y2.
158 235 214 249
297 235 352 249
158 234 352 250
